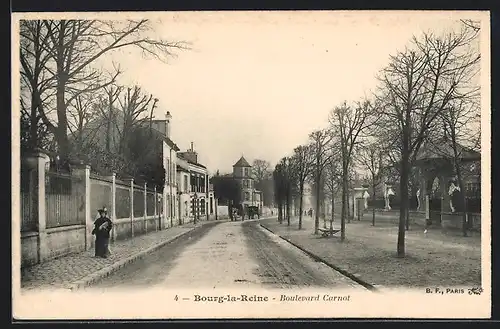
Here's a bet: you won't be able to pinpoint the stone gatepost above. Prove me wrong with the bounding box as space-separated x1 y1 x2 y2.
29 151 51 261
110 173 117 242
71 162 91 251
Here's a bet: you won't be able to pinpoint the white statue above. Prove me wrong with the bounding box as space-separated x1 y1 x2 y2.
385 186 395 210
363 190 370 209
416 189 421 210
448 181 460 213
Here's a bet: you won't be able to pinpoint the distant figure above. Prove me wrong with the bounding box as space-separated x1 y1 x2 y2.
92 207 113 258
416 189 421 210
385 187 395 210
448 181 461 213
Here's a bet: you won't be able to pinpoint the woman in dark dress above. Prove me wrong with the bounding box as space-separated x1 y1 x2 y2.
92 207 113 258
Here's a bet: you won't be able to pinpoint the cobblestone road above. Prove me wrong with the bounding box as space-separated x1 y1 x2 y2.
21 221 218 291
90 219 364 290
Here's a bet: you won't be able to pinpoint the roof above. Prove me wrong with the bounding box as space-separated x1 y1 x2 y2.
415 138 480 162
188 160 207 169
233 156 251 167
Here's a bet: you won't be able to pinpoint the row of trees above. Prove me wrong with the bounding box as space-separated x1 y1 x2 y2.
273 20 481 257
20 19 190 186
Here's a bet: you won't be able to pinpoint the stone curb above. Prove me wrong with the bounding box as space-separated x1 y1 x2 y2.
66 223 215 291
259 223 380 292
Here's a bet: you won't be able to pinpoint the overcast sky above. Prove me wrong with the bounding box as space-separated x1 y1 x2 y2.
90 11 486 174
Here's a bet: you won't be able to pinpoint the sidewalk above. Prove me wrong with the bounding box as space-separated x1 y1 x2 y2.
20 220 224 291
260 216 481 289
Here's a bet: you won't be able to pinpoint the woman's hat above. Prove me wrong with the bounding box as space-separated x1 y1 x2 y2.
98 207 108 213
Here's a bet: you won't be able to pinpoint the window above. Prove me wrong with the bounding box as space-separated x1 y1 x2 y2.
244 180 249 188
245 192 250 201
210 197 213 214
184 175 188 193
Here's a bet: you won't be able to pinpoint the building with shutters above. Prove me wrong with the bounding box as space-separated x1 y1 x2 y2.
177 143 216 222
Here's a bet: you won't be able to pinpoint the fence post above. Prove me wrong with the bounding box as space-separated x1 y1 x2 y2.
32 152 50 262
153 186 158 232
124 178 134 238
144 182 147 233
71 162 92 251
111 173 117 242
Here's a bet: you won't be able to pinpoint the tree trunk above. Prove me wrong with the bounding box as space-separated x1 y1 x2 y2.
454 159 468 237
405 206 410 230
397 138 410 258
299 185 304 230
278 202 283 223
29 91 39 150
286 190 291 226
55 74 71 169
314 174 321 234
372 178 376 226
347 185 351 223
341 162 348 242
330 195 335 230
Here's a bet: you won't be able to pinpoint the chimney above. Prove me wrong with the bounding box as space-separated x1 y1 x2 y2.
180 142 198 164
165 111 172 139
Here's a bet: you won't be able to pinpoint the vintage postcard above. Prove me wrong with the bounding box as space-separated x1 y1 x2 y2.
12 10 491 320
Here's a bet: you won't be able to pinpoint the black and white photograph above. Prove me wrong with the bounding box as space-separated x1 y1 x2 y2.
12 10 490 319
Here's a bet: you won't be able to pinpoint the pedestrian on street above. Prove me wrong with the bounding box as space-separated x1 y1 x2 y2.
92 207 113 258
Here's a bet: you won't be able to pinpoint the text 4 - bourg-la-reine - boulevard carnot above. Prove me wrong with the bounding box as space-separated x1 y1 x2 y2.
189 294 352 303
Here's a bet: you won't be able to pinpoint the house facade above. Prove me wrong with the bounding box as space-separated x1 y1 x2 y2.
178 144 217 222
232 156 263 212
151 111 180 229
176 156 191 224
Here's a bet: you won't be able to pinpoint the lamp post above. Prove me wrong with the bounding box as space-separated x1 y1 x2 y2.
157 194 162 230
193 194 198 224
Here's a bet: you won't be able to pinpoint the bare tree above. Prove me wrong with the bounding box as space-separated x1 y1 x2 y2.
273 161 288 224
290 145 314 230
375 24 480 257
278 156 295 226
330 100 375 241
19 20 56 151
324 149 342 230
252 159 273 206
33 19 189 167
115 86 159 158
66 93 99 146
309 129 334 234
357 143 385 226
252 159 271 181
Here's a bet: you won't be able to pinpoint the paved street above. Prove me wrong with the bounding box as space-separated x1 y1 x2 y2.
90 219 364 290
